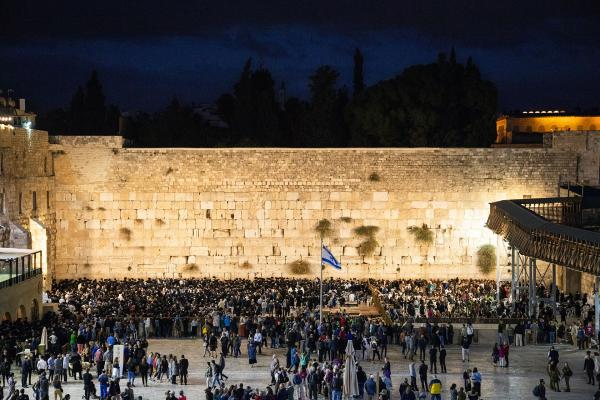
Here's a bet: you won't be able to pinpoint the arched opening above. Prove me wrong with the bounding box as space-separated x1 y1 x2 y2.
17 305 27 320
3 312 11 321
31 299 39 321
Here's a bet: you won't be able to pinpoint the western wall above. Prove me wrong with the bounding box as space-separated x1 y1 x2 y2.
47 135 581 282
6 128 600 288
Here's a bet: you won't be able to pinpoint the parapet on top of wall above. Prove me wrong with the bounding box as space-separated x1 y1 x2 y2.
50 135 123 148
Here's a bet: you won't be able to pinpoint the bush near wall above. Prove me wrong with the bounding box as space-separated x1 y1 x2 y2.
476 245 496 274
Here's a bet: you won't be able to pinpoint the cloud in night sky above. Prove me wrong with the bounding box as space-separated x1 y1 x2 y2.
2 0 600 112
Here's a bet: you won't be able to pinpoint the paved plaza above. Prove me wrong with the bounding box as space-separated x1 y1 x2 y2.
6 338 598 400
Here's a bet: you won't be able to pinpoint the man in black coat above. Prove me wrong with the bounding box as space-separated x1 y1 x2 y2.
179 355 189 385
584 351 595 385
429 346 438 374
418 361 428 392
439 346 447 373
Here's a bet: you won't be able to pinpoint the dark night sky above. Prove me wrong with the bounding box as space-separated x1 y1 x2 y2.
2 1 600 113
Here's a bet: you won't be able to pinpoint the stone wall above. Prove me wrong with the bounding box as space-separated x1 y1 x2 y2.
0 126 56 287
51 136 577 280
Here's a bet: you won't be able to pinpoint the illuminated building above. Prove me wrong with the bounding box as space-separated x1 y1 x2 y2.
496 111 600 145
0 91 36 129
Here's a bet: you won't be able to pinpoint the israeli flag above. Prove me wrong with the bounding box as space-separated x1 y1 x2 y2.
321 245 341 270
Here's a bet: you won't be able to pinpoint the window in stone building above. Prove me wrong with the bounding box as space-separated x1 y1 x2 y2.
47 191 50 210
19 193 22 214
32 191 37 211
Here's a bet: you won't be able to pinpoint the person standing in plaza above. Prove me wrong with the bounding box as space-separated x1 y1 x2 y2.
428 375 442 400
179 355 189 385
82 368 95 400
471 368 481 397
461 336 470 363
248 342 257 368
418 361 428 392
408 362 417 391
439 346 447 374
585 351 596 385
429 346 438 374
562 361 572 392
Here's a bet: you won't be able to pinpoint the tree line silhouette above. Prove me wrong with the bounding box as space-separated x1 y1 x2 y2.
38 48 498 147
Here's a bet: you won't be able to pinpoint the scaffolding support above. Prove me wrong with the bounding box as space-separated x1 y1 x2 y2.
511 246 517 313
529 258 537 318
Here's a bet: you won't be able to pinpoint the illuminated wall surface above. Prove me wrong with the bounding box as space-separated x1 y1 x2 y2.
3 128 600 282
496 114 600 143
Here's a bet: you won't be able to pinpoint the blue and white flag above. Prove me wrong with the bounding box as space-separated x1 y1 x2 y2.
321 245 341 269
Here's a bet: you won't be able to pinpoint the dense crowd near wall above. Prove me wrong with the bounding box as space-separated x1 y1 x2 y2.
50 139 577 280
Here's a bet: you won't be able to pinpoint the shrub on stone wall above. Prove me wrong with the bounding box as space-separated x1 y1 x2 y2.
315 219 333 239
368 172 381 182
240 261 253 269
408 224 433 245
289 259 311 275
354 225 380 257
119 227 132 241
358 237 379 256
339 216 353 223
476 244 496 274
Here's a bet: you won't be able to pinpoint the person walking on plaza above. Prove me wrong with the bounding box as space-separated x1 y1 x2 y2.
562 361 572 392
439 346 447 374
408 362 417 391
585 351 596 385
179 355 189 385
364 375 376 400
533 379 546 400
98 371 109 400
429 375 442 400
429 346 438 375
461 337 470 363
418 361 428 392
82 368 95 400
547 361 561 392
471 368 481 397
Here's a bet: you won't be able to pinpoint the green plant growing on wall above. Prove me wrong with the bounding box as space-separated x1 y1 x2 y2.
368 172 381 182
408 224 434 245
358 237 379 256
339 216 353 223
155 218 166 226
476 244 496 274
354 225 380 257
166 167 174 175
240 261 253 269
314 219 333 239
120 227 132 241
85 205 94 211
289 259 311 275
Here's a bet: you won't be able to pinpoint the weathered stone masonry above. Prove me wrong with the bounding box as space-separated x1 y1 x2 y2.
48 135 578 280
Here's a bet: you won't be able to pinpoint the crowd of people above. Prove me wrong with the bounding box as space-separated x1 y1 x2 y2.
0 277 597 400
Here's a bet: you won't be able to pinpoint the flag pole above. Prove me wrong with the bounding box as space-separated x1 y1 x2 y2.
320 236 323 326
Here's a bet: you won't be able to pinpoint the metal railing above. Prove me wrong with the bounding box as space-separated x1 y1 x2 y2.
516 197 581 226
0 250 43 289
